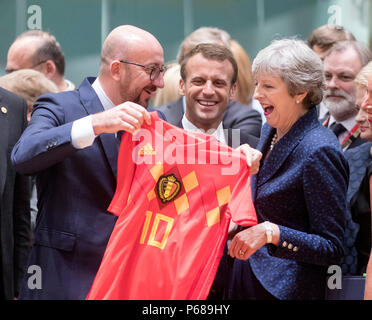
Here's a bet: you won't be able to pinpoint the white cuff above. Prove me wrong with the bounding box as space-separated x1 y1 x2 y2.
71 115 96 149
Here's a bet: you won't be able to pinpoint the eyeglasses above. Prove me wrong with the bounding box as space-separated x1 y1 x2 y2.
32 59 48 68
119 60 166 81
6 59 49 74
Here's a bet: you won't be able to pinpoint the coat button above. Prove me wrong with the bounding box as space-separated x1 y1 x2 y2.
282 241 288 247
1 106 7 114
293 246 298 252
288 244 293 250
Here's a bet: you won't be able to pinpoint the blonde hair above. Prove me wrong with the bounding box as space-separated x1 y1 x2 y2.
0 69 58 121
354 61 372 106
354 61 372 88
0 69 58 106
153 63 181 107
230 40 254 105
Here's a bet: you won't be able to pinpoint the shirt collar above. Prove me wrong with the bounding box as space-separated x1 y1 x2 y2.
329 115 357 132
181 114 227 145
182 96 186 113
92 77 116 111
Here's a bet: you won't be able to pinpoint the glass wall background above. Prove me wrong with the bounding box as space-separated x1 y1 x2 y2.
0 0 371 87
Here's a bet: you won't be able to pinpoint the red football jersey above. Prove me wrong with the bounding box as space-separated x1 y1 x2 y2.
87 113 257 300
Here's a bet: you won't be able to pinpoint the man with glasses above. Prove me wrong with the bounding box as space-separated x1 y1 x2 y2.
11 25 166 300
6 30 75 92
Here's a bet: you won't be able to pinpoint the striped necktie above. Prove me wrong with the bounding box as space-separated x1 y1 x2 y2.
330 122 347 137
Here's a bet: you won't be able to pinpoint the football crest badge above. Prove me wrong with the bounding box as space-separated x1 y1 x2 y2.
157 174 181 204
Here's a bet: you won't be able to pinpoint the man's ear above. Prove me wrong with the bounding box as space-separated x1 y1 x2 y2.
229 82 237 99
110 61 122 81
179 78 186 96
43 60 57 78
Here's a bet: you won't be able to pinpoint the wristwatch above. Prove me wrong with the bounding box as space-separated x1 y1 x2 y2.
264 221 273 244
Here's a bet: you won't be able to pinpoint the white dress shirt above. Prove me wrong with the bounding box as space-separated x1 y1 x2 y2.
71 78 115 149
181 114 227 145
328 115 358 150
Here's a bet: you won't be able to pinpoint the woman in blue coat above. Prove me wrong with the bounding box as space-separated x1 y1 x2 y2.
227 39 349 300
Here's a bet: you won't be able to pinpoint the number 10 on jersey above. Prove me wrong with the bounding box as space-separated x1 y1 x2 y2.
140 211 174 250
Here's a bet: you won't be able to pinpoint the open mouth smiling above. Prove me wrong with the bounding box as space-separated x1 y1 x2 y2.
198 100 218 107
263 105 274 116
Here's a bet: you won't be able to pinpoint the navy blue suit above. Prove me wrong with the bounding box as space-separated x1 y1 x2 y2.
227 107 349 300
11 77 164 299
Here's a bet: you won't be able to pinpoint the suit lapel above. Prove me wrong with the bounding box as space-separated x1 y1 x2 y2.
256 108 319 188
177 118 183 129
0 94 8 197
78 77 119 178
347 134 365 150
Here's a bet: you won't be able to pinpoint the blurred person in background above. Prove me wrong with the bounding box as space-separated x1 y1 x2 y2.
177 27 231 64
0 69 58 122
322 40 371 150
347 62 372 276
308 24 356 61
229 39 265 124
322 41 372 274
152 62 181 107
351 64 372 299
0 69 58 238
308 24 356 121
6 30 75 92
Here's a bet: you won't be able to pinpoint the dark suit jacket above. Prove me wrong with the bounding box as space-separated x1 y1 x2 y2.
11 77 164 300
0 88 31 299
228 107 349 300
157 98 262 148
344 142 372 274
322 117 366 150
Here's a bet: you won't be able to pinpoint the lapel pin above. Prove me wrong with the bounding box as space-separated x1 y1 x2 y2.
1 106 7 114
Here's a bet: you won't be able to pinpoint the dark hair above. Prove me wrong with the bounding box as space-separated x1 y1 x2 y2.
308 24 355 52
180 43 238 85
17 30 65 76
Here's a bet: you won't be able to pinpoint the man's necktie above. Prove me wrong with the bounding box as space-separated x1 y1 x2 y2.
330 122 347 137
116 130 124 149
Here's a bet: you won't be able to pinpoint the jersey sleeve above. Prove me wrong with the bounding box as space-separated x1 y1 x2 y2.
227 161 257 227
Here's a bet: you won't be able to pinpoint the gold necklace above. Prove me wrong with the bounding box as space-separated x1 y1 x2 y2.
269 133 278 151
